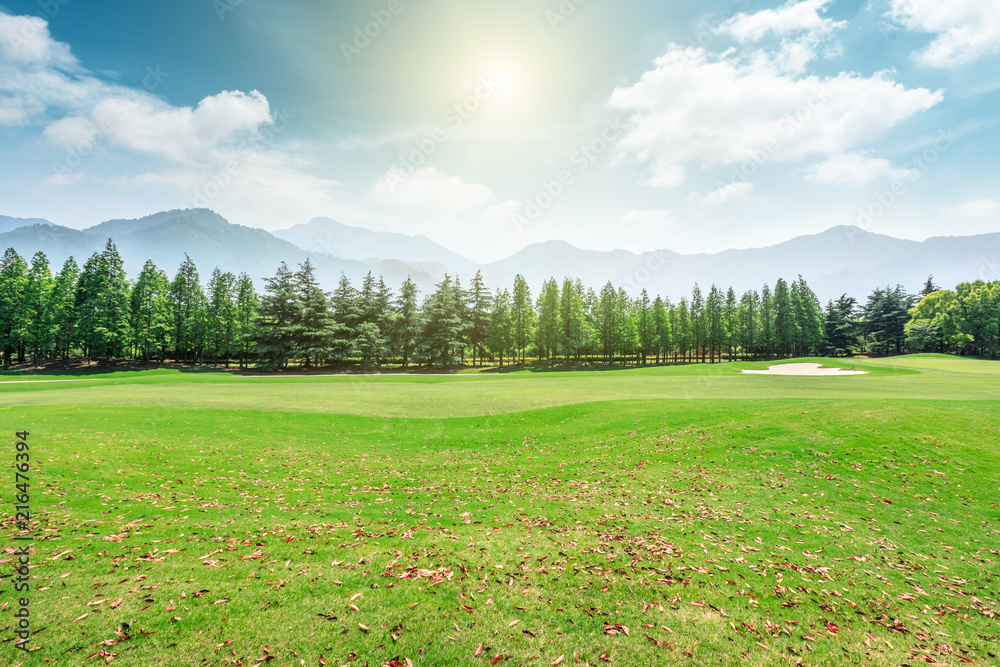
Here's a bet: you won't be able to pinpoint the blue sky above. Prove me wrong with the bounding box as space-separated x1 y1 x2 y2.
0 0 998 261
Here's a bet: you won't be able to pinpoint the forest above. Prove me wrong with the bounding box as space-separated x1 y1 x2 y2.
1 240 998 370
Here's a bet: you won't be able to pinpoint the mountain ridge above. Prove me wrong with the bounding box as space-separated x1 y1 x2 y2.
1 209 997 302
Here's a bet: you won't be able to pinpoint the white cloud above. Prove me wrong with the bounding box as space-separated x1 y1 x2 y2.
45 91 273 164
0 9 341 228
718 0 845 42
805 152 920 186
946 199 1000 217
371 167 496 213
888 0 1000 68
619 209 673 225
0 13 77 68
478 199 523 225
642 161 686 189
688 182 755 205
609 44 943 186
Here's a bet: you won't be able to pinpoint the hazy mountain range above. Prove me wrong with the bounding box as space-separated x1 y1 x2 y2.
1 208 997 303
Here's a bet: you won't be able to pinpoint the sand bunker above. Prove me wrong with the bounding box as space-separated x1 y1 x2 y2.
741 363 868 376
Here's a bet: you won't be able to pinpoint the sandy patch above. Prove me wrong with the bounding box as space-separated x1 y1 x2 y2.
741 363 868 376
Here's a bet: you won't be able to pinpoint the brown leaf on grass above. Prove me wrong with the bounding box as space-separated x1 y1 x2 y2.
508 619 520 627
359 623 370 632
552 656 564 665
109 597 123 609
72 613 89 623
491 655 504 664
474 643 483 657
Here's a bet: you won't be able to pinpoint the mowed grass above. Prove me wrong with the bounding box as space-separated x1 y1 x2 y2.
2 355 999 666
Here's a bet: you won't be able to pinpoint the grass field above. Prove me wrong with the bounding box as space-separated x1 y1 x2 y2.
2 355 998 666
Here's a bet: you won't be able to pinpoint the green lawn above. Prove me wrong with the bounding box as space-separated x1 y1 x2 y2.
2 355 998 666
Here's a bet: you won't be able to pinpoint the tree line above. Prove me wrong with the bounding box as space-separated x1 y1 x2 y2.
0 242 994 370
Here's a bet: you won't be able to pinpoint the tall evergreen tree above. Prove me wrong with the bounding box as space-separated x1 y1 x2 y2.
773 278 797 357
206 268 238 365
250 262 299 371
652 295 671 363
131 260 172 363
23 252 54 366
391 277 420 368
0 248 28 367
487 288 513 367
49 257 80 362
416 275 464 367
535 277 561 362
235 273 259 369
559 278 589 362
295 260 350 367
690 284 705 362
512 274 534 364
169 254 207 363
468 271 491 366
76 241 131 360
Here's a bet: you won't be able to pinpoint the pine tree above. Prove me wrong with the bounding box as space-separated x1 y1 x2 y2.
559 278 588 362
724 286 738 361
50 257 80 362
675 297 691 362
391 277 420 368
705 285 723 363
468 271 491 366
250 262 299 371
235 273 259 369
296 260 349 367
488 288 513 367
131 260 172 363
23 252 54 366
534 277 561 362
416 275 464 368
169 255 207 363
331 274 362 355
76 241 131 361
0 248 28 368
773 278 797 357
652 295 671 363
759 283 774 357
512 274 534 364
738 290 759 360
207 268 238 365
690 284 705 362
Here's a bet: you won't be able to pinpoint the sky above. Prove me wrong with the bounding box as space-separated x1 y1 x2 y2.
0 0 998 263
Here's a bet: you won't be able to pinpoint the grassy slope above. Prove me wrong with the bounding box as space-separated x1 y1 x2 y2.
1 355 998 666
